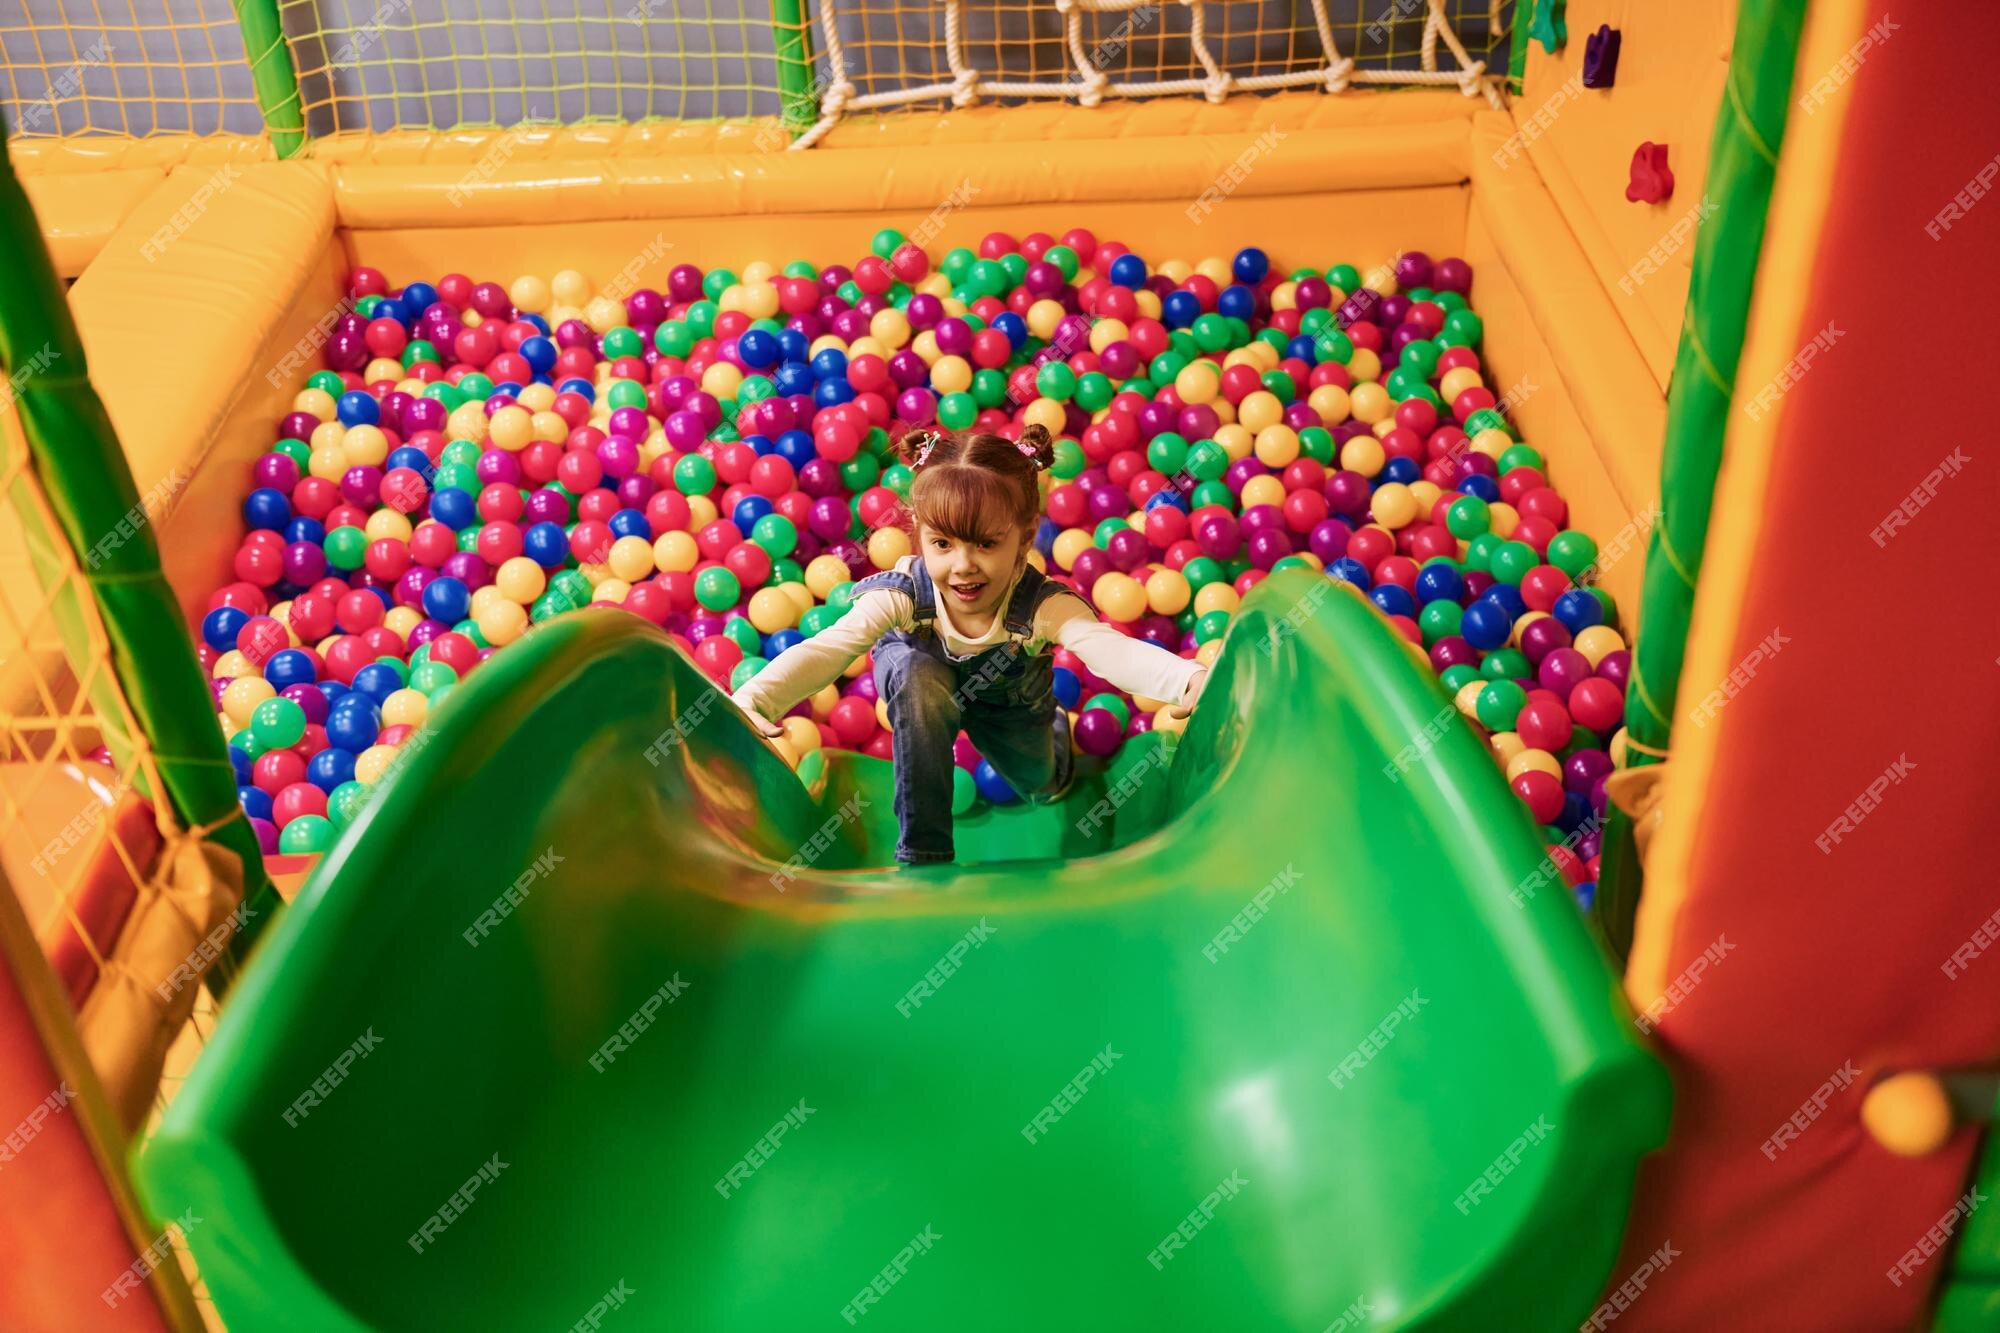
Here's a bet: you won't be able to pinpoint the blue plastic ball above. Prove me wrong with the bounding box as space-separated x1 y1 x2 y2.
772 362 813 396
1414 563 1465 605
732 495 775 533
774 430 816 470
1108 254 1149 289
523 522 569 568
264 648 319 688
1233 247 1270 284
1370 585 1417 619
421 576 471 624
1162 291 1201 329
324 699 381 752
1378 457 1420 486
814 377 857 409
228 744 252 785
1052 666 1081 710
284 516 328 545
1217 284 1257 321
556 377 595 401
430 487 477 530
1461 597 1513 651
1553 589 1605 634
1484 583 1529 620
762 629 805 659
1327 558 1372 590
777 329 810 363
519 336 557 375
336 391 380 428
202 606 250 652
973 759 1019 804
350 662 403 704
243 487 292 530
238 785 273 822
737 329 780 370
1457 474 1501 503
990 313 1028 349
398 281 438 318
384 446 432 477
608 508 651 541
307 747 358 793
810 348 849 381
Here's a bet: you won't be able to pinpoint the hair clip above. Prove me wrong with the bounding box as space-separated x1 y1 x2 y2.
908 429 942 467
1015 438 1042 462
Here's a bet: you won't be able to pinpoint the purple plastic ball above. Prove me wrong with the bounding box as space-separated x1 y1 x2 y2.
1538 648 1595 699
1596 649 1632 692
250 817 280 855
1429 635 1478 672
1105 528 1149 572
1074 708 1124 758
1433 257 1474 296
280 682 329 725
1395 251 1434 291
440 552 492 590
283 542 327 584
1069 548 1111 592
1308 519 1351 564
475 450 522 486
1246 528 1292 570
1518 616 1573 667
1564 748 1614 797
255 453 300 490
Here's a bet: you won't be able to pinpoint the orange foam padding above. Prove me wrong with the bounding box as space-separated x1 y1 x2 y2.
0 903 174 1329
16 168 166 278
0 763 161 1009
1612 2 2000 1326
1517 3 1739 389
6 134 273 175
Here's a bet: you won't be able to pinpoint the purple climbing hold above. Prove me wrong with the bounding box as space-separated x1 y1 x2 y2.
1584 24 1621 88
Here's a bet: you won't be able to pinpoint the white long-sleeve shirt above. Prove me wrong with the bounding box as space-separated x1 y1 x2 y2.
729 559 1204 722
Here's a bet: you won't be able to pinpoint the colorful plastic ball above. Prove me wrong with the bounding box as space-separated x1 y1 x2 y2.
278 814 337 854
1474 679 1527 731
1567 677 1625 732
1510 770 1565 825
1073 708 1125 757
249 696 307 750
973 759 1019 804
1553 588 1605 634
951 766 978 815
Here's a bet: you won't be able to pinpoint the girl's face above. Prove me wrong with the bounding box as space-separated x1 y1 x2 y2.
917 522 1027 621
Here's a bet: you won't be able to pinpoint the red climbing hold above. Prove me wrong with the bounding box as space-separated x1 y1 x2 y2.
1626 142 1674 204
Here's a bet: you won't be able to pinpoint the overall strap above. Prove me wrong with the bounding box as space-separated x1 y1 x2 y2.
1004 563 1051 638
850 560 924 626
902 557 938 627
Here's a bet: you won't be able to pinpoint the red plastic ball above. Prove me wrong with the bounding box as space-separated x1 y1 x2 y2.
1511 770 1565 824
1567 677 1625 733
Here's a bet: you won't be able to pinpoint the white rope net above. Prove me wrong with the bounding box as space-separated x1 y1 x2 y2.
795 0 1507 148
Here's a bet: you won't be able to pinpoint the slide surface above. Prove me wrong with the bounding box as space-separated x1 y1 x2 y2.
136 571 1667 1331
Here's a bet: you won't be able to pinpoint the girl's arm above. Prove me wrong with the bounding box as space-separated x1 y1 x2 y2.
1039 593 1207 714
728 588 910 728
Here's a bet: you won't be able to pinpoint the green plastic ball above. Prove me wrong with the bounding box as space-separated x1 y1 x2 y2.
871 227 904 259
1042 245 1080 282
278 815 336 855
327 780 370 830
1190 480 1234 511
656 322 695 357
721 616 761 656
729 657 768 692
601 327 643 360
1194 609 1233 644
1192 313 1234 353
1498 444 1545 474
324 525 367 571
674 454 718 496
751 514 798 557
1146 432 1190 476
1092 518 1127 550
1297 427 1335 464
702 269 738 302
1036 362 1076 401
1050 438 1087 479
1185 440 1229 482
1327 263 1361 291
1082 695 1131 730
1181 556 1224 590
1445 496 1491 541
1481 648 1532 681
1439 663 1481 694
1547 531 1598 579
1475 679 1526 731
1419 600 1464 644
937 392 979 430
951 766 978 815
1490 540 1540 586
250 697 306 749
1074 371 1114 413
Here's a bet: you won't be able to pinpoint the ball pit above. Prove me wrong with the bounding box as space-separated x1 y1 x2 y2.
203 234 1627 894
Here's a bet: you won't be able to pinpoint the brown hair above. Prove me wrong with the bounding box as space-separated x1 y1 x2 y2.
898 424 1055 544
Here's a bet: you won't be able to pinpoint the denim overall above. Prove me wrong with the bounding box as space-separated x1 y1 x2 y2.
856 559 1075 864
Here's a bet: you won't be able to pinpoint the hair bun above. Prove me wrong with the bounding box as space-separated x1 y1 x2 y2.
1018 423 1056 471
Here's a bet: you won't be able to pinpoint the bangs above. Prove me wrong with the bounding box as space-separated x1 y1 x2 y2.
908 465 1032 543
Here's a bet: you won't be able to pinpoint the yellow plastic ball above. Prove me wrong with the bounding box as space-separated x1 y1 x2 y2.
309 420 346 453
1239 474 1286 511
446 401 489 443
742 261 776 285
591 579 632 605
1192 583 1240 617
777 581 814 617
1506 748 1562 783
870 309 912 349
487 405 533 452
1195 257 1233 287
1253 425 1300 469
1488 501 1520 539
1347 348 1382 383
1269 281 1298 312
1472 427 1513 460
496 556 547 603
383 606 421 640
700 362 744 400
469 586 508 619
868 526 911 569
221 676 276 727
809 683 840 718
381 688 429 728
584 297 625 333
364 509 413 543
1489 731 1526 765
1574 626 1627 667
293 387 336 420
741 283 782 321
354 744 398 784
1152 704 1189 737
1194 638 1224 669
551 270 592 306
1439 367 1485 404
1237 391 1283 434
1175 361 1222 405
1052 528 1095 571
1212 423 1254 462
1372 483 1420 530
1340 436 1386 477
1146 568 1192 616
509 275 551 313
1363 263 1399 295
875 697 894 732
686 495 719 530
805 554 852 599
530 410 569 444
1092 572 1147 623
1308 384 1351 426
1454 680 1485 720
477 601 529 646
1027 300 1066 340
929 355 973 395
607 534 655 583
1158 259 1193 283
516 382 557 412
306 445 348 483
1023 398 1066 434
1349 382 1392 424
780 715 823 755
1088 319 1130 353
748 586 800 635
654 530 700 572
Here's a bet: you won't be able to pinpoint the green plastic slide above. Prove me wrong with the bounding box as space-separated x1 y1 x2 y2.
136 571 1669 1331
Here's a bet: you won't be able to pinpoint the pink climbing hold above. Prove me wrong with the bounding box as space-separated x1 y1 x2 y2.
1626 142 1674 204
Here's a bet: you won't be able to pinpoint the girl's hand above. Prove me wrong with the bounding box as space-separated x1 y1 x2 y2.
743 707 786 739
1168 669 1208 720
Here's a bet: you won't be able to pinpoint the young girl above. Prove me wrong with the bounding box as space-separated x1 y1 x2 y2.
730 424 1208 865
